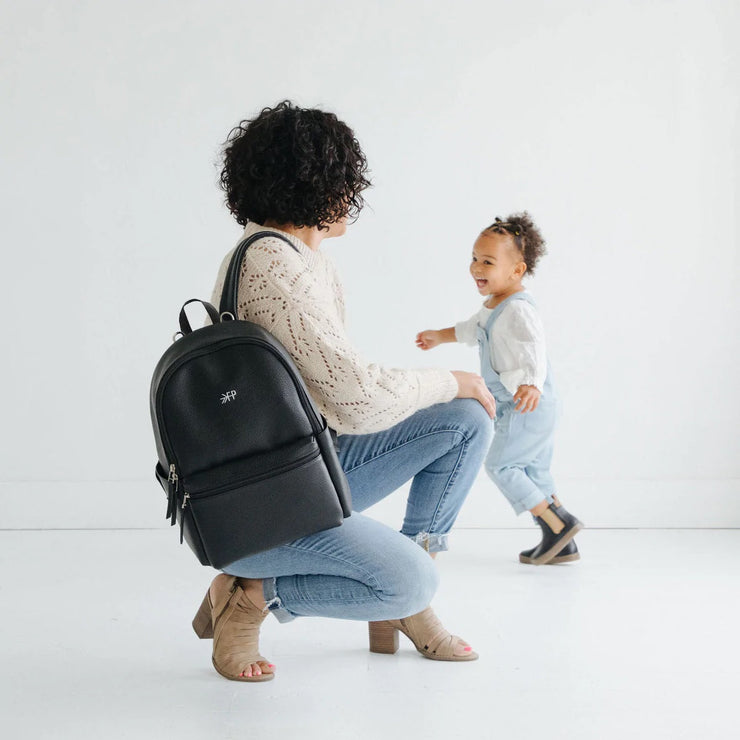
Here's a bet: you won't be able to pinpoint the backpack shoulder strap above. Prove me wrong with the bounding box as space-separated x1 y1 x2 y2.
219 230 300 316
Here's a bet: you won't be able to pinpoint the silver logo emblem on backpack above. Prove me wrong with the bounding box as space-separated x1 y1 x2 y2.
220 390 237 404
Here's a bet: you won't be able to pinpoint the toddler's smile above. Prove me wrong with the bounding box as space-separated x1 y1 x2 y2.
470 231 526 299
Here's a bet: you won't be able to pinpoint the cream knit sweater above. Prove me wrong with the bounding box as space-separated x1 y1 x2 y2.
210 223 458 435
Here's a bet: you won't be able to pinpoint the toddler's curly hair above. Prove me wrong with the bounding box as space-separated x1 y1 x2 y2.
219 100 371 229
484 211 547 276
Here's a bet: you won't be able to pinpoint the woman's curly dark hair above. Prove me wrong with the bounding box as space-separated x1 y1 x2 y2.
484 211 547 276
219 100 371 229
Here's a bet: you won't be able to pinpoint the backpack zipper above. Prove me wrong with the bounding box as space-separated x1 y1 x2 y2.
182 445 319 500
165 463 179 526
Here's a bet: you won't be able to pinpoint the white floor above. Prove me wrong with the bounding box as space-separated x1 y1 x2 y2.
1 528 738 740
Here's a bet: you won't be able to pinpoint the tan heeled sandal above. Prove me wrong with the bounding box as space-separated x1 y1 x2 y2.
192 574 274 682
368 606 478 662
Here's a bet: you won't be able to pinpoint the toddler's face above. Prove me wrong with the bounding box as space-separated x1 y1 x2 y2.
470 232 525 297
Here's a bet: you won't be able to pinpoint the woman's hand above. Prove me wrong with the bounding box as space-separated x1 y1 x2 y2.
451 371 497 419
513 385 541 413
415 330 441 350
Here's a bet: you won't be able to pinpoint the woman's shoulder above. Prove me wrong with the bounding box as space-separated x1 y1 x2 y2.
245 229 327 277
244 232 301 263
210 230 300 307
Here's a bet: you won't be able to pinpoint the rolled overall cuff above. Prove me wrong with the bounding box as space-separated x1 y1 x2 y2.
513 489 555 516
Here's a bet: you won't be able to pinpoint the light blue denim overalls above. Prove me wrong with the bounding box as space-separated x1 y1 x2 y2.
478 292 559 515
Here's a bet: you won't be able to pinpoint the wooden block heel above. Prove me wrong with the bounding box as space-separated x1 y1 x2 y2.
369 608 478 662
192 591 214 639
368 621 399 654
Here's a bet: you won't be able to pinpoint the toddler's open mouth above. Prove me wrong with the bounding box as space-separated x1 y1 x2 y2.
475 279 488 289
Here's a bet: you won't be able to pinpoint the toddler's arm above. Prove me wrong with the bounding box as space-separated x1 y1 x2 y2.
415 327 456 350
417 310 482 351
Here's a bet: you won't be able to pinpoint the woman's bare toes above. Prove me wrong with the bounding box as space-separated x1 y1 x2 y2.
453 639 473 656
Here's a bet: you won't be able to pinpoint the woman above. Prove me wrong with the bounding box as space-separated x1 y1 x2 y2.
199 101 496 682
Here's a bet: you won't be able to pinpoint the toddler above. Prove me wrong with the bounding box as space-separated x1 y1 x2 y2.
416 212 583 564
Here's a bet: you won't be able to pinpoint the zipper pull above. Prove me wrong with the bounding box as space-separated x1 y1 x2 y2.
168 464 179 489
179 492 190 544
166 464 179 526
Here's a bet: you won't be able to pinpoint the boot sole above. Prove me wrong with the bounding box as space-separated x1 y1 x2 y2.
520 550 580 565
530 522 584 565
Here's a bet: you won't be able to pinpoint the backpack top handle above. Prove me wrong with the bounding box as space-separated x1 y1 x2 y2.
177 299 221 335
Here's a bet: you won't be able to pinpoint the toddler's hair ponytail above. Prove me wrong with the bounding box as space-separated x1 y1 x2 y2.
485 211 547 276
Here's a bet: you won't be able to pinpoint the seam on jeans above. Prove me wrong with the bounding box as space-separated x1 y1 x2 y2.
342 428 468 475
424 437 467 533
275 542 385 591
275 592 383 608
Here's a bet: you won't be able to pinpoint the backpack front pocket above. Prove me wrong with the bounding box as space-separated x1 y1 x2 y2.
180 435 344 568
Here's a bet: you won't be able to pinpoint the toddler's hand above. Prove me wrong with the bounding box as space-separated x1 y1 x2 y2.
415 330 440 351
513 385 541 413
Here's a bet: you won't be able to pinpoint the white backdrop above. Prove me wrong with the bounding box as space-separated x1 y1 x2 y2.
1 0 738 530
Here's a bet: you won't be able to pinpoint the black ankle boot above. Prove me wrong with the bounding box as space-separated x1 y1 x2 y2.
520 538 580 565
519 503 583 565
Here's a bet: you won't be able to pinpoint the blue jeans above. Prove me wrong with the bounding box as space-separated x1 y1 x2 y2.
223 398 493 622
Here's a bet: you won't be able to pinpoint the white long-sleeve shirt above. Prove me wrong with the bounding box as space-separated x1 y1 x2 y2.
454 295 548 396
211 222 458 434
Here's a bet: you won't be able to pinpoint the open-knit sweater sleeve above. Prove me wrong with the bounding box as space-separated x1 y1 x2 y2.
211 228 457 434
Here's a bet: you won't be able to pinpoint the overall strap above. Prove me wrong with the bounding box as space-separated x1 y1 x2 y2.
219 230 300 316
484 292 535 335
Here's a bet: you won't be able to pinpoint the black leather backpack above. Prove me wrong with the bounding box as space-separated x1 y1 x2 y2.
149 231 352 569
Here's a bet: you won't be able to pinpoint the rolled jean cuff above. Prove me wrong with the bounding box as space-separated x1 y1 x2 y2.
405 531 449 554
262 576 296 623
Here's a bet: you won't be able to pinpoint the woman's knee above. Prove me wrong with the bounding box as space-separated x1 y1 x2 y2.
396 553 439 617
374 546 439 618
445 397 494 451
